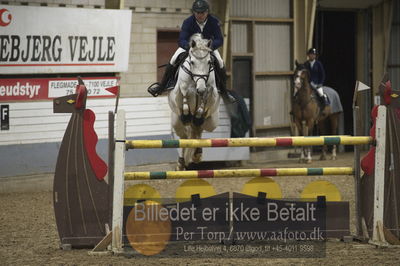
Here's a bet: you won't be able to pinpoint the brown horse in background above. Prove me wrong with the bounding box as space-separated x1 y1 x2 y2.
291 61 341 163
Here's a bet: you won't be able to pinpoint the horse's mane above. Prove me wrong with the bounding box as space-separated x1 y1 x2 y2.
295 62 310 83
190 33 203 42
295 62 307 72
190 33 212 51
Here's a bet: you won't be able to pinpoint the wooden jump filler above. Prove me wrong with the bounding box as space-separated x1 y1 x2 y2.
53 78 113 249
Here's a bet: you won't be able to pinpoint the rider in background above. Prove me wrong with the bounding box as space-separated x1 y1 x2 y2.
304 48 329 107
147 0 235 103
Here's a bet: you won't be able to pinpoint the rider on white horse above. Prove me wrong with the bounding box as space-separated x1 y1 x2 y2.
147 0 235 103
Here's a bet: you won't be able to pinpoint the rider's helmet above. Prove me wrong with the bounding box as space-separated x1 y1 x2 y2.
192 0 210 13
307 48 317 55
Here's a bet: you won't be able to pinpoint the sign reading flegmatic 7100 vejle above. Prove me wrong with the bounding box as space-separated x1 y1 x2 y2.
0 6 131 74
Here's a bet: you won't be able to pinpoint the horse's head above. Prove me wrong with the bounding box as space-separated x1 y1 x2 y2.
187 34 213 96
294 60 310 90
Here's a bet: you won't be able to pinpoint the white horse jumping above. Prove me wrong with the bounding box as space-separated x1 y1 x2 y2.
168 33 220 170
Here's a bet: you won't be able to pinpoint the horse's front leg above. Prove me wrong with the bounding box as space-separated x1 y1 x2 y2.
182 97 189 116
304 120 313 164
193 87 211 127
193 101 205 126
195 101 204 118
178 82 192 124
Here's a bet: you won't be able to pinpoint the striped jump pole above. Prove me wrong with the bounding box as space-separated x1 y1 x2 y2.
111 108 388 252
125 136 372 149
124 167 354 180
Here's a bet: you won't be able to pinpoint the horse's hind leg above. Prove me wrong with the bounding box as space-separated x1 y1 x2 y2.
191 126 203 163
330 113 339 160
299 148 305 163
193 111 218 163
171 112 188 170
193 147 202 163
331 145 337 160
177 155 185 170
318 120 327 160
320 145 327 160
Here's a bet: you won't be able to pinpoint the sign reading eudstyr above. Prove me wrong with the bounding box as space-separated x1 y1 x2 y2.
0 5 131 74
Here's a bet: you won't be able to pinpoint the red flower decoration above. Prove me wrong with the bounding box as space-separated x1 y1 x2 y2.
383 80 392 105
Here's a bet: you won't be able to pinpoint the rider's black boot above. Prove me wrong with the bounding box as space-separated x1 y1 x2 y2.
216 67 236 103
323 94 329 106
148 63 175 97
319 94 329 109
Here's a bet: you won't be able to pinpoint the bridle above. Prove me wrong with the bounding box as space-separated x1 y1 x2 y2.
293 67 316 107
180 51 214 90
294 68 305 89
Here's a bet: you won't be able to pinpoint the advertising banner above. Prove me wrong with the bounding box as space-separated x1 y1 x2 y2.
0 5 131 74
0 77 118 101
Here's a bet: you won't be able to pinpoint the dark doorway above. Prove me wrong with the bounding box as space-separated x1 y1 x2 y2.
314 11 356 147
232 57 252 99
232 57 253 136
157 31 179 82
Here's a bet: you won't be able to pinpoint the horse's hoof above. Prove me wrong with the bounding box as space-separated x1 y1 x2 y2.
193 116 204 126
306 160 312 164
319 156 327 161
193 154 202 163
196 107 204 117
332 157 337 161
176 165 185 171
180 114 192 124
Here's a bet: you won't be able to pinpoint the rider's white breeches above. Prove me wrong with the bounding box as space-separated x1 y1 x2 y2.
170 47 187 65
170 47 224 68
316 86 325 97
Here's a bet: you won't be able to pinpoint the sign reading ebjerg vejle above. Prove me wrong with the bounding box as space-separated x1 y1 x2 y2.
0 5 132 74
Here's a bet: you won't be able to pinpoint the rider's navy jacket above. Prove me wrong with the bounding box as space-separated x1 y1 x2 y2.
305 60 326 87
178 14 223 51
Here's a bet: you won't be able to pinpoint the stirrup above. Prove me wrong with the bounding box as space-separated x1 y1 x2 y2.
227 94 237 103
220 91 236 103
147 82 163 97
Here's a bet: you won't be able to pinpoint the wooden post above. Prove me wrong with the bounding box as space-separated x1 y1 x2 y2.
353 106 362 237
111 110 126 253
108 111 115 234
307 0 317 50
370 105 388 246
